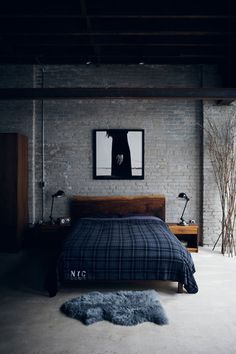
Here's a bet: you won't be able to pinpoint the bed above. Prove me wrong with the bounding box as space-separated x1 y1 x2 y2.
46 195 198 296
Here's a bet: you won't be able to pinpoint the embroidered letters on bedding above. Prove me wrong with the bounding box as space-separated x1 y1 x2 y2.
70 270 87 280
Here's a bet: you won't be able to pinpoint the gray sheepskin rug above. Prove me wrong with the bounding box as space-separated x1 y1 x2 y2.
61 290 168 326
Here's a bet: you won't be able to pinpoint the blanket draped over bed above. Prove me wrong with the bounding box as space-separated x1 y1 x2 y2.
58 216 198 294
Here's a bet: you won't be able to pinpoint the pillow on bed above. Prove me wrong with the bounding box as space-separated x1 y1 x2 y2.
89 214 121 218
119 214 164 222
90 214 152 218
119 213 152 218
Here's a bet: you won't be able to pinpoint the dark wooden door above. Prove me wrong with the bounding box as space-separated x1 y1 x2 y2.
0 133 28 251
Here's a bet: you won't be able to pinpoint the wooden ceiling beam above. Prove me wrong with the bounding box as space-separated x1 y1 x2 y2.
3 35 234 43
0 55 226 65
1 5 234 17
0 87 236 100
9 43 233 48
0 14 235 18
4 34 235 46
4 32 235 36
1 17 235 32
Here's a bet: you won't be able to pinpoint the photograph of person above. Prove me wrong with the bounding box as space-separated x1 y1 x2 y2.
94 129 144 179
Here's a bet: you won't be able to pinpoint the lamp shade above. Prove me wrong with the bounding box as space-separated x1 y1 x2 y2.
52 190 65 198
177 192 190 226
178 192 189 201
49 190 65 224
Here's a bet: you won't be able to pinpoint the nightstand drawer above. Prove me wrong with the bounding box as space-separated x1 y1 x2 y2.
168 224 198 234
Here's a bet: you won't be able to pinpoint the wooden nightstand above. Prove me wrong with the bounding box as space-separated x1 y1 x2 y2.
33 224 71 297
167 223 199 253
33 223 71 250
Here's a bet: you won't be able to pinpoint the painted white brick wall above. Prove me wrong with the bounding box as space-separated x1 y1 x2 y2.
0 64 223 246
40 97 202 224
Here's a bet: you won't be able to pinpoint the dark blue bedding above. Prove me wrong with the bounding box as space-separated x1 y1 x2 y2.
58 216 198 293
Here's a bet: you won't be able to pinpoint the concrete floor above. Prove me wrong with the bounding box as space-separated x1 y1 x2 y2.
0 247 236 354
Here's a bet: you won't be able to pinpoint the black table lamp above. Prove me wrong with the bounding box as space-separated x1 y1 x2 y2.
49 190 65 224
177 192 190 226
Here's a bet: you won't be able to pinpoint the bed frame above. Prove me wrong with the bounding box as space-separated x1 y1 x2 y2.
46 195 184 296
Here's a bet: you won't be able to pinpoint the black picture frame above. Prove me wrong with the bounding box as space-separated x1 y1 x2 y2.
93 129 144 180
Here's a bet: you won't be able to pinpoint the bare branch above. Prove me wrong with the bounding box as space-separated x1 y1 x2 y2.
204 108 236 256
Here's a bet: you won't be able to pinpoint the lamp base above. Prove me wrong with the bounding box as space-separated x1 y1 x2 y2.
49 216 55 225
178 220 189 226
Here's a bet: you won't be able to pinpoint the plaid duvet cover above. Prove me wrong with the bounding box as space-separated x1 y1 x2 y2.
58 216 198 293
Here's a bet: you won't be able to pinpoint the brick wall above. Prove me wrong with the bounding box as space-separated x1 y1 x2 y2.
0 64 221 245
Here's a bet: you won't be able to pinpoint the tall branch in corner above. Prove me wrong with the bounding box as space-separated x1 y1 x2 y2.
205 108 236 256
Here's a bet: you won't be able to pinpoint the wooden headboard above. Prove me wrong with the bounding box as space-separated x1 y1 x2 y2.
70 195 165 221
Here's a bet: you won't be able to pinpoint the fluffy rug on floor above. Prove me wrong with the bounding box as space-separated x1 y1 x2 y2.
61 290 168 326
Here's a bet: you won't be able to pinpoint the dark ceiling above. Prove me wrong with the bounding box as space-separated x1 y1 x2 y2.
1 1 236 70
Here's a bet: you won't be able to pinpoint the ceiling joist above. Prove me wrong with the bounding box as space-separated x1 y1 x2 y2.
0 2 236 68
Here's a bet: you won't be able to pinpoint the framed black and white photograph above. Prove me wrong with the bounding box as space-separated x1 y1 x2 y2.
93 129 144 179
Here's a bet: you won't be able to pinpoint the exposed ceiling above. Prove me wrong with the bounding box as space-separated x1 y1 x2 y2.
1 1 236 71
